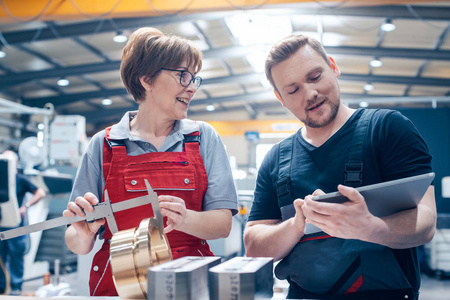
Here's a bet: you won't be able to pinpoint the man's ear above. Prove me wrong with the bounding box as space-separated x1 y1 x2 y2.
329 56 341 78
274 91 286 107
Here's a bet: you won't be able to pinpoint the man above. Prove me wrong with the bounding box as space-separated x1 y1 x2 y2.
243 34 436 299
0 150 46 295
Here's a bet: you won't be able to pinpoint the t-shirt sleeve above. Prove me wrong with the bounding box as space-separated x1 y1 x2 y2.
68 131 105 203
198 122 238 215
248 144 282 221
23 177 38 194
376 110 433 182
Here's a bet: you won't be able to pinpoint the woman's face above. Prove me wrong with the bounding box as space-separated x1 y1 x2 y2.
145 59 199 121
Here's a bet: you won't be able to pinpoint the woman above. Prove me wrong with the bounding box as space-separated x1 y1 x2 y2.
63 27 238 296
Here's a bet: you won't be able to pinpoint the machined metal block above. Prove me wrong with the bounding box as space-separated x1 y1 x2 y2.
148 256 221 300
209 257 273 300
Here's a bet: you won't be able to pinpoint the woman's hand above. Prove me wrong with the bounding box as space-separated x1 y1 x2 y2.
63 192 105 241
158 195 188 234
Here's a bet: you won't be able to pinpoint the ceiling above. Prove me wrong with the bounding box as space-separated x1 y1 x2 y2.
0 0 449 136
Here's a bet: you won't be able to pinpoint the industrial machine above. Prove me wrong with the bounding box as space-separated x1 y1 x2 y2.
0 154 21 228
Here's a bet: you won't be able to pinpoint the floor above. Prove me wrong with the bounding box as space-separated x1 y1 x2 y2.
17 272 450 299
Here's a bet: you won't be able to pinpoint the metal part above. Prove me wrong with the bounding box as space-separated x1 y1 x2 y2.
108 179 171 299
110 217 172 299
209 257 274 300
144 179 164 238
148 256 221 300
0 189 153 240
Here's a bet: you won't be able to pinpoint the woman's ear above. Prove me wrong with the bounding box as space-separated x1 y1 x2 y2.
139 76 151 91
329 56 341 78
274 90 286 107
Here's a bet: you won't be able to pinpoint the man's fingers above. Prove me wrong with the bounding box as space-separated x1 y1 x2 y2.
337 185 363 203
312 189 325 196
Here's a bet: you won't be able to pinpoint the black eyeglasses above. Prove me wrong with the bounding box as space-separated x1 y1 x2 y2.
160 68 202 89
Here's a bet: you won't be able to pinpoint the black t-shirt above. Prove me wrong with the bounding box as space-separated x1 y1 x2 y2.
250 108 432 221
248 108 433 296
15 173 38 207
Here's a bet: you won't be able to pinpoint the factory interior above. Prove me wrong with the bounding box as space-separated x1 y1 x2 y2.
0 0 450 299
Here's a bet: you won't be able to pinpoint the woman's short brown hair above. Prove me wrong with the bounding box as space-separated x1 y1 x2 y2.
120 27 202 102
265 34 330 93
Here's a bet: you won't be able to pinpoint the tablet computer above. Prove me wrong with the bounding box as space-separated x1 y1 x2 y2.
304 172 435 234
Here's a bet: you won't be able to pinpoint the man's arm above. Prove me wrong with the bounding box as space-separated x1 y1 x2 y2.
302 185 436 249
244 199 305 261
363 185 436 248
23 188 46 208
20 187 46 218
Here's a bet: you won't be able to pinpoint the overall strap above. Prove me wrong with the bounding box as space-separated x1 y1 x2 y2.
276 135 295 213
344 109 377 187
183 131 200 153
103 127 127 180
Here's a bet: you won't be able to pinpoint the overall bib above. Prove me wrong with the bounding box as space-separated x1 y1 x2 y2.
275 110 416 299
89 130 214 296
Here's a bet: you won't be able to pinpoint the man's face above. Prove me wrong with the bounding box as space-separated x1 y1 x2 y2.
271 45 341 128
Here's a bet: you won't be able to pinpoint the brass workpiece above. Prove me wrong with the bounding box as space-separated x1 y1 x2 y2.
110 218 172 299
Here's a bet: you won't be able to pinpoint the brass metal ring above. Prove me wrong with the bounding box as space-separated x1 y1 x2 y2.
110 218 172 299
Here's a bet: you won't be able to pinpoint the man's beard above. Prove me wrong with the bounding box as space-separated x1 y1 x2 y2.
303 99 340 128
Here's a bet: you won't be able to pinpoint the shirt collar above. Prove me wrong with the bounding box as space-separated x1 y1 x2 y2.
108 111 199 140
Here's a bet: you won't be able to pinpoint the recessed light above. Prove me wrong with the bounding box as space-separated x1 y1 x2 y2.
102 98 112 106
381 20 396 32
57 78 70 86
370 59 382 68
359 101 369 108
113 32 128 43
364 84 374 91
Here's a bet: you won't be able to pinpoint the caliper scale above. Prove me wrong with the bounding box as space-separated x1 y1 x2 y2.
0 179 172 299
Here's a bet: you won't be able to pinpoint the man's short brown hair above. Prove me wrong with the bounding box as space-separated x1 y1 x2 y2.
265 34 330 93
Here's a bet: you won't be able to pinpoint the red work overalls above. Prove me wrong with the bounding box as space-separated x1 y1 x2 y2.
89 130 214 296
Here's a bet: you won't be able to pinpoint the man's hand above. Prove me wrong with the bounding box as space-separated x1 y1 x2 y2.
292 198 306 233
302 185 380 240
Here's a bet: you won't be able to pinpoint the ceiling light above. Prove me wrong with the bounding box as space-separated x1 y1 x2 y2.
0 48 5 58
57 78 70 87
369 59 382 68
364 84 374 91
225 14 292 46
206 104 215 111
102 98 112 106
359 101 369 108
381 20 396 32
246 49 269 73
113 32 128 43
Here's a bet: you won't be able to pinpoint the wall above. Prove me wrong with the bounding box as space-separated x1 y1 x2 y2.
398 108 450 213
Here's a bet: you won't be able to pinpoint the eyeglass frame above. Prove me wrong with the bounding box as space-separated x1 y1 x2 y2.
160 68 202 89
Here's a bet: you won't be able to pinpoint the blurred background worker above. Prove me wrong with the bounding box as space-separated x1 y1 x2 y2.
0 150 46 296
